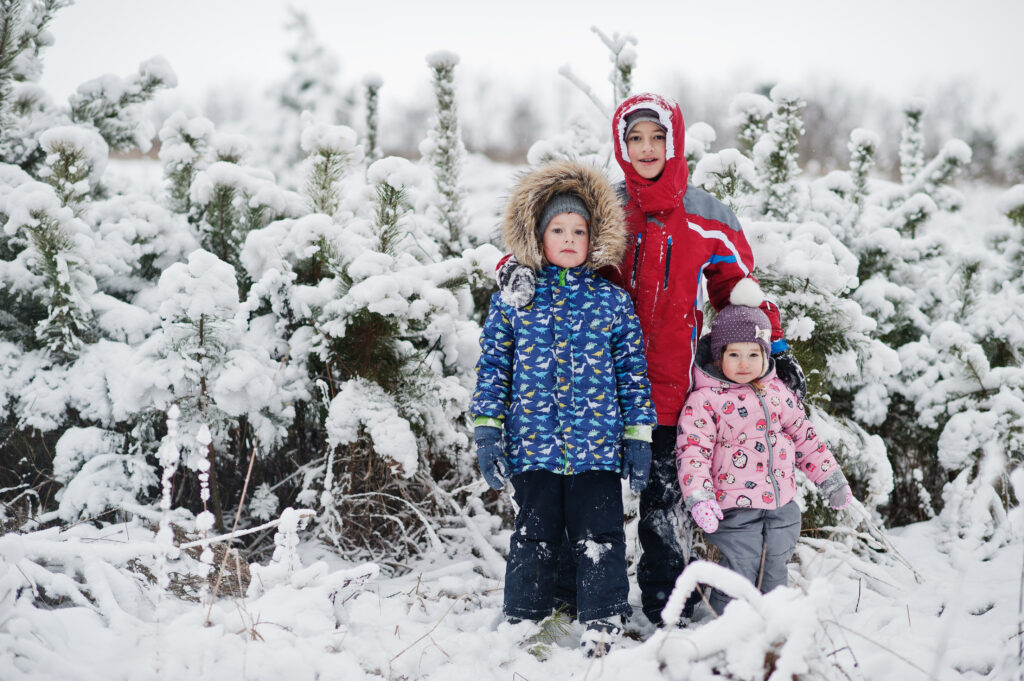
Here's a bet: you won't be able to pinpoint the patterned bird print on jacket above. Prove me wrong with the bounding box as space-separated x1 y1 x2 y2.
473 265 656 475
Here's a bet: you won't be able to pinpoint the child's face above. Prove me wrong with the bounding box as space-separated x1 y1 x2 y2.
542 212 589 268
626 120 667 180
719 342 765 384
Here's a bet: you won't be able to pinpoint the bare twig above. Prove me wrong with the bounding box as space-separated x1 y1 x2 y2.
557 65 610 118
389 595 467 663
829 621 936 678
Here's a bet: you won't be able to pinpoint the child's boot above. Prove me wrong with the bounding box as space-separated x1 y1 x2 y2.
579 615 623 657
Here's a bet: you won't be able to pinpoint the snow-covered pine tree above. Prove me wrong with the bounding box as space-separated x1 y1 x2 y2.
0 0 70 166
684 121 715 177
189 148 305 285
38 124 107 210
362 74 382 163
422 51 468 258
302 113 361 218
692 148 757 216
898 98 926 185
68 57 176 154
4 180 92 362
159 112 214 216
755 84 806 221
730 92 773 156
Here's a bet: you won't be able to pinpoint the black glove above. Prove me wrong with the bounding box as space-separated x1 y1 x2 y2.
474 425 508 490
772 350 807 401
496 255 536 309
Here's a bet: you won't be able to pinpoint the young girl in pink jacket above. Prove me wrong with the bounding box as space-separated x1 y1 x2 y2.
675 279 852 614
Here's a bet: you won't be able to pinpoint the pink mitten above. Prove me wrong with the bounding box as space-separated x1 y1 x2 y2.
690 499 724 534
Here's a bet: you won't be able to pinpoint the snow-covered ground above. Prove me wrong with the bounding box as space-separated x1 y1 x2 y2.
1 505 1020 680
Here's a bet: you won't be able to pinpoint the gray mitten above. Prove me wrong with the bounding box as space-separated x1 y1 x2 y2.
819 469 852 510
496 255 536 308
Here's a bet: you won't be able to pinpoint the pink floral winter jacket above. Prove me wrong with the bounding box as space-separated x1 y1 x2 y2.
675 353 840 512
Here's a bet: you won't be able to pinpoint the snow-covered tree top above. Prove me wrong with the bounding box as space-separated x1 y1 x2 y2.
361 73 383 88
849 128 880 148
769 81 804 102
996 184 1024 213
901 96 928 115
686 122 716 148
426 50 460 69
728 92 772 119
367 156 421 190
299 118 360 156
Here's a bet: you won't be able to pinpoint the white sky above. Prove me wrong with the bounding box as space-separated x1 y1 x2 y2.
39 0 1024 144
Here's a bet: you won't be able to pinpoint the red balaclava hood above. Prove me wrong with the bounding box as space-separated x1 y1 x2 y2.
612 93 688 214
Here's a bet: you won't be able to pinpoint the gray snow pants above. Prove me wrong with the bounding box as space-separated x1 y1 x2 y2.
703 501 801 615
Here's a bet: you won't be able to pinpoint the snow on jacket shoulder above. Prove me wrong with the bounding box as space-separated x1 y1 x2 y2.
471 160 655 475
674 337 840 511
605 93 761 427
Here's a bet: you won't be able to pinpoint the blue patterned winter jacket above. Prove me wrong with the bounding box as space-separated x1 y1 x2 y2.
472 265 656 476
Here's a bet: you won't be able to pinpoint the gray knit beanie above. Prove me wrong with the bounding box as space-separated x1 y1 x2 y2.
709 279 772 360
537 192 590 239
623 108 666 140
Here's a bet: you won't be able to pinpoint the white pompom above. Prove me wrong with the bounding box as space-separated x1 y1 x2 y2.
729 278 764 307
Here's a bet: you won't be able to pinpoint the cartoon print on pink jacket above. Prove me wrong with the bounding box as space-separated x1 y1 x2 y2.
675 347 837 512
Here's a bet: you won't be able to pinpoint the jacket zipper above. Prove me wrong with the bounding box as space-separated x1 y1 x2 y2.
663 235 673 289
630 233 642 287
754 389 782 508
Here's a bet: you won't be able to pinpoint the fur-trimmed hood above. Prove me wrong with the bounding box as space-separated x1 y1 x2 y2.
500 160 627 271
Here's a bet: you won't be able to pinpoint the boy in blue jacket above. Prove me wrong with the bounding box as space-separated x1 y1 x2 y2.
472 160 657 656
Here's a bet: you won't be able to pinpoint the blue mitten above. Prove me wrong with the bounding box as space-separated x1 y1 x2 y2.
474 426 508 490
621 439 652 493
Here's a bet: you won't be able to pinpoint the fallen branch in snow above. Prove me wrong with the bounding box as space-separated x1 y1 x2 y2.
845 498 923 583
178 510 315 549
424 475 506 579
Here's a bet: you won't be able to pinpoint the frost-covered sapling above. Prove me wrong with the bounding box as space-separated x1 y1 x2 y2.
300 116 361 218
362 74 382 163
3 180 94 361
422 51 468 257
38 125 108 209
898 98 926 185
0 0 69 165
159 111 214 216
591 26 637 104
755 84 806 222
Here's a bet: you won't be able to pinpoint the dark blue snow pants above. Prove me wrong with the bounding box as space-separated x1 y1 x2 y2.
636 425 695 624
549 426 697 625
504 469 632 623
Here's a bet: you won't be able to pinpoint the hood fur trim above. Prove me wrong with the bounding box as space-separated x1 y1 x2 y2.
500 160 627 271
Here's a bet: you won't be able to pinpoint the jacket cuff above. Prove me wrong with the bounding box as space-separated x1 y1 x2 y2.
817 469 848 497
683 489 715 511
473 416 503 429
624 425 653 442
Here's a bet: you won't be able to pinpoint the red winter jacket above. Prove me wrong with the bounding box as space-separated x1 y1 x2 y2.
604 93 783 426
